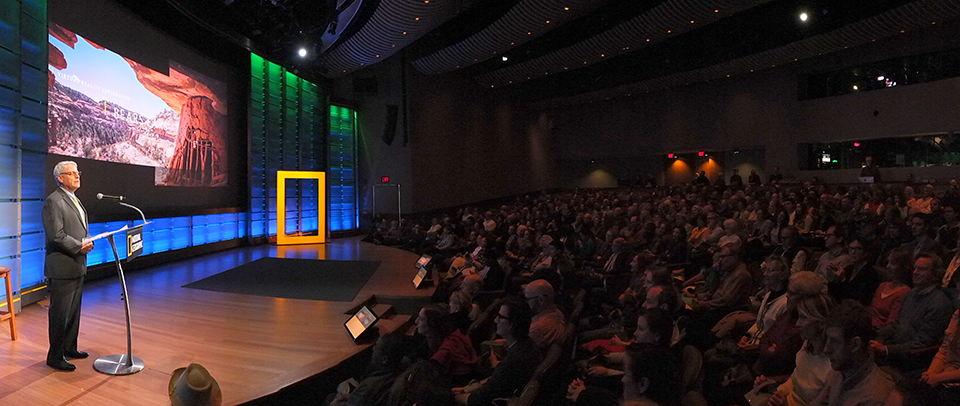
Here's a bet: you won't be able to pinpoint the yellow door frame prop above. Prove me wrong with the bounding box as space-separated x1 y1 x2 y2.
276 171 326 245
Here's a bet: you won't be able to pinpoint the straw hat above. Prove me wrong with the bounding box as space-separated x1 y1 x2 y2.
169 363 222 406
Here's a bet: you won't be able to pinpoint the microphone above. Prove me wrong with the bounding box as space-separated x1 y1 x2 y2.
96 193 125 201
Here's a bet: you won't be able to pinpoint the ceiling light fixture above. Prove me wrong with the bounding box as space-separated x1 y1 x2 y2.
298 48 307 57
502 56 509 62
799 12 808 22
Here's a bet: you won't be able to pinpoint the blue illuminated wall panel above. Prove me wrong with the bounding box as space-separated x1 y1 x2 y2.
85 212 247 267
329 105 358 231
249 54 327 239
0 0 47 308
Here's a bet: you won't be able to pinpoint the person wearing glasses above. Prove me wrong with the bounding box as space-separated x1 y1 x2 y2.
827 238 881 306
453 296 542 406
42 161 94 371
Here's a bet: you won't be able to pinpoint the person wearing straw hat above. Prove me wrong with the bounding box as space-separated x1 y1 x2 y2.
169 363 222 406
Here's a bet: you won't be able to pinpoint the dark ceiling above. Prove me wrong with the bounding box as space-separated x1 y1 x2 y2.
115 0 960 107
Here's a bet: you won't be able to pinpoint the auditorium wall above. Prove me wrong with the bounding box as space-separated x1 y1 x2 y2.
548 21 960 187
333 55 557 213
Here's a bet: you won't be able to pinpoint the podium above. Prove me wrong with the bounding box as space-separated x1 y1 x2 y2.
84 213 149 375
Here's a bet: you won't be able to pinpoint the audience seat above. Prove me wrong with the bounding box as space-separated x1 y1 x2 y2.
680 345 704 393
681 390 709 406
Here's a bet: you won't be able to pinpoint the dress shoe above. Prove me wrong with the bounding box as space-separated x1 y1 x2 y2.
47 358 77 371
65 350 89 359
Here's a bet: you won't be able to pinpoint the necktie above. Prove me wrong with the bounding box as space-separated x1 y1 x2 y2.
69 194 85 225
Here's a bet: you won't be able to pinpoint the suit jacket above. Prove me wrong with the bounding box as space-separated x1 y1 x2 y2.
43 188 90 279
828 262 881 306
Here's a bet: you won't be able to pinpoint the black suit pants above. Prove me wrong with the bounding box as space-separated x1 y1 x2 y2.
47 276 84 362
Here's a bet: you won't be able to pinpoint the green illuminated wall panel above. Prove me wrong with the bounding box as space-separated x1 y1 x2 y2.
249 54 326 238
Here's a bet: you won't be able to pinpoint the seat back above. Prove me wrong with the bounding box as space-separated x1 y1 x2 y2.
680 345 703 393
680 391 709 406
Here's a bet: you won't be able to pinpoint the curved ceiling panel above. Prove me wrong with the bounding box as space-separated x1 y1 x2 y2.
531 0 960 108
410 0 611 76
476 0 773 87
319 0 479 76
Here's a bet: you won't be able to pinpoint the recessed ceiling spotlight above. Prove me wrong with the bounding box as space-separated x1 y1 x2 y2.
298 48 307 57
564 7 570 11
852 85 859 91
799 12 808 22
501 56 509 62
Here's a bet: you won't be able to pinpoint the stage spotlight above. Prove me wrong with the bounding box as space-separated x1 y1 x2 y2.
502 56 509 62
799 12 808 22
852 85 859 91
298 48 307 57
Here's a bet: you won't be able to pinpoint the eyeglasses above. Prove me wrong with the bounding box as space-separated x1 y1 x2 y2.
60 171 81 177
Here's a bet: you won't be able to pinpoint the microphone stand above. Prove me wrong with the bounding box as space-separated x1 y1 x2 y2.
92 199 148 375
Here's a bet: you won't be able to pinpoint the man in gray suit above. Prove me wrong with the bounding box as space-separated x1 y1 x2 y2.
42 161 94 371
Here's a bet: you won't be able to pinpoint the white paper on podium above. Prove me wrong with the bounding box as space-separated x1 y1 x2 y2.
83 225 129 243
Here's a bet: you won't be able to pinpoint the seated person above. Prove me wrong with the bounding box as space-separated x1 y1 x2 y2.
828 237 880 306
328 332 413 406
921 288 960 405
688 244 753 349
453 296 542 406
525 279 567 349
809 300 895 406
416 305 478 387
871 253 954 368
712 256 791 345
869 248 912 329
621 343 683 406
567 308 677 406
757 294 834 406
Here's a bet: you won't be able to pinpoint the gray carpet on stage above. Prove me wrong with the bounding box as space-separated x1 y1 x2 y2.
182 257 382 302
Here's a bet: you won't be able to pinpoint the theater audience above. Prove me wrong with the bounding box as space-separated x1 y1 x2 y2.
367 181 960 406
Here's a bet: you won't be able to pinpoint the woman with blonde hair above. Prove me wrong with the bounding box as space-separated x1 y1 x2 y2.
755 291 834 406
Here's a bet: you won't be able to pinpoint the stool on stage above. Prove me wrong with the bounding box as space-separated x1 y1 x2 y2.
0 266 17 340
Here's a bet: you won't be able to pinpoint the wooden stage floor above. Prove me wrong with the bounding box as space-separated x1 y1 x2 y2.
0 237 430 405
